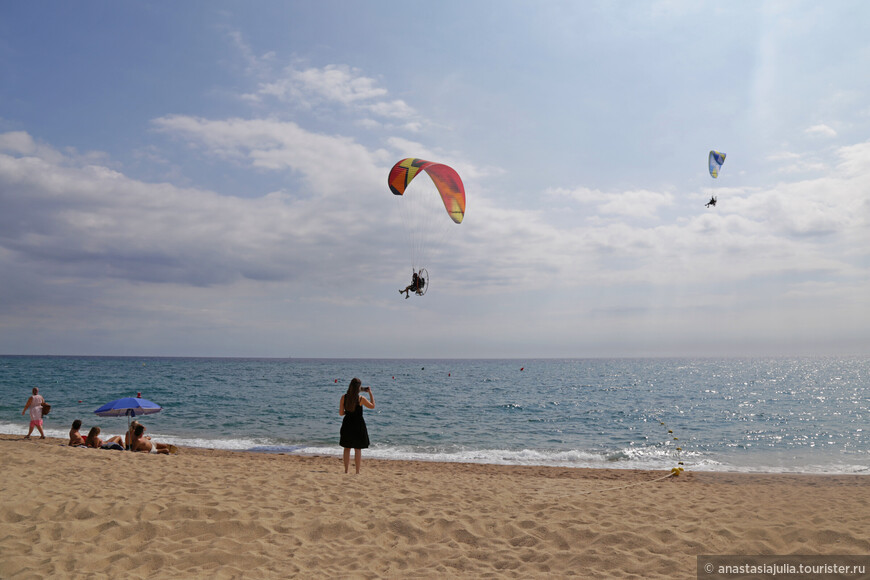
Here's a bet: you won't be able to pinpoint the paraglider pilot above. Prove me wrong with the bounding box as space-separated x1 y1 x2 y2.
705 195 717 208
400 270 425 299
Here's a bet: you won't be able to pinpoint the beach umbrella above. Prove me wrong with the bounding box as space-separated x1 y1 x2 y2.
94 397 162 433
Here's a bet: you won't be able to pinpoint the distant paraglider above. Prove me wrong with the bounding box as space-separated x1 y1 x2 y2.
706 150 726 208
389 158 466 298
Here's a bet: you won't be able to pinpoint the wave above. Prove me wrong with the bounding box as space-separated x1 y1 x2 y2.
3 422 866 475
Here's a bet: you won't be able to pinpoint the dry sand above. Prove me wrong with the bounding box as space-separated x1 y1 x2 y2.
1 434 867 578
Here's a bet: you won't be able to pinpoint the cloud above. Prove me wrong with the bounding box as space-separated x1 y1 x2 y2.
835 141 870 177
292 64 387 104
767 150 829 174
0 131 36 154
365 99 416 119
243 62 417 124
226 30 421 132
224 28 276 78
0 132 394 290
0 131 66 164
3 124 869 333
805 123 837 138
151 115 390 195
766 151 801 162
547 186 675 218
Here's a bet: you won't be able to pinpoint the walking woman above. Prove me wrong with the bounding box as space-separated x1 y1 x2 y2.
22 387 45 439
339 378 375 474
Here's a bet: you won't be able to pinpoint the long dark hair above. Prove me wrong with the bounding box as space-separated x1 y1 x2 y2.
86 426 101 447
344 378 362 412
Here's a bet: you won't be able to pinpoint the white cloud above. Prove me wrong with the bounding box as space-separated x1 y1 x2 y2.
547 186 675 218
0 131 36 154
151 115 390 196
292 64 387 104
365 99 416 119
224 29 276 78
835 141 870 177
0 132 396 290
0 131 68 165
5 128 869 301
766 151 801 162
244 62 417 123
805 123 837 138
767 150 829 174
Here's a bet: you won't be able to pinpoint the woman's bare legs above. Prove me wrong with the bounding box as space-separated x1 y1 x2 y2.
343 447 351 473
354 449 362 474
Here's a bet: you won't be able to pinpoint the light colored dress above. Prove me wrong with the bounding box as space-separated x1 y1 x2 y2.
28 395 44 422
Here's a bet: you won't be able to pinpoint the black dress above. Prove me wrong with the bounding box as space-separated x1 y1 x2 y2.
340 399 370 449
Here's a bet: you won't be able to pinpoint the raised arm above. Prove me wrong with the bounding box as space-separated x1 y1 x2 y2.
360 387 375 409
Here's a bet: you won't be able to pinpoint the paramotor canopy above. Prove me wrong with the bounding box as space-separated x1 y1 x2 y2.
708 150 726 178
389 158 465 224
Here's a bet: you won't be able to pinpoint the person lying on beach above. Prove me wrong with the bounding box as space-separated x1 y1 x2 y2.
69 419 86 446
85 426 125 450
130 424 173 454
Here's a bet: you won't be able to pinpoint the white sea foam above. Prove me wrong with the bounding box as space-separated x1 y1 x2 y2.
2 422 866 474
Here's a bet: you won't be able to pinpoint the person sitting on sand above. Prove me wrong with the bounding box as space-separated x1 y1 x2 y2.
69 419 86 446
125 420 142 450
85 426 125 450
130 424 173 454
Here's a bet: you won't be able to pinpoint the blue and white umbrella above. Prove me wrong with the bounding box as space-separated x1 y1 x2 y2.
94 397 162 432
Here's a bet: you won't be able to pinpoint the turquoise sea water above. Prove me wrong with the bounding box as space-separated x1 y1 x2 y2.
1 356 867 474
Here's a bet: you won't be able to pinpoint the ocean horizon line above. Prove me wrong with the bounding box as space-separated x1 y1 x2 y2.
3 353 867 361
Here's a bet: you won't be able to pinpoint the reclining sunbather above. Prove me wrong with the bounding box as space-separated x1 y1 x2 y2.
130 424 174 454
85 426 124 450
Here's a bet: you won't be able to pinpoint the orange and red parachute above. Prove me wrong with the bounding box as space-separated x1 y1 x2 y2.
388 158 465 224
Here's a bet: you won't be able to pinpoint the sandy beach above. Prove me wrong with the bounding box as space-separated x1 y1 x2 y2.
1 435 867 579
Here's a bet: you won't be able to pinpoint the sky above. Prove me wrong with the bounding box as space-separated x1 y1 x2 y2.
1 1 869 358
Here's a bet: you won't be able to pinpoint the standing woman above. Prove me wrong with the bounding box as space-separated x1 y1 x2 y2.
339 378 375 474
22 387 45 439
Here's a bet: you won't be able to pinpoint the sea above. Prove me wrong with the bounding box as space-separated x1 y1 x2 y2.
1 356 867 475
